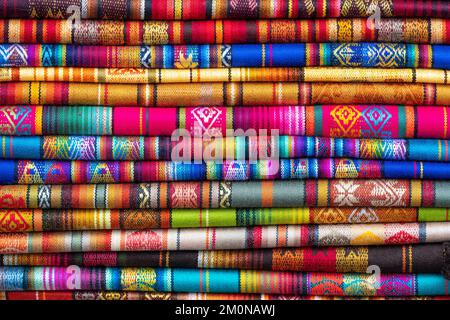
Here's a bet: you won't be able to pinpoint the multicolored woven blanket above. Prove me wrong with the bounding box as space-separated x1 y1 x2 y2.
0 67 448 84
0 267 448 296
3 105 450 139
2 159 450 184
0 0 449 302
1 43 449 69
2 292 450 300
2 136 449 162
2 0 449 20
0 223 449 253
0 207 447 232
1 82 449 106
1 243 447 274
1 180 450 209
1 19 449 45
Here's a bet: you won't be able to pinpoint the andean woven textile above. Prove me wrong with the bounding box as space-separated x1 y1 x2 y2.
1 82 449 106
1 19 449 45
1 243 447 275
1 43 449 69
1 207 447 232
2 67 449 84
1 292 449 300
2 0 449 20
1 180 450 209
4 105 450 139
2 159 450 184
1 0 448 304
2 136 449 162
0 267 447 296
0 223 448 253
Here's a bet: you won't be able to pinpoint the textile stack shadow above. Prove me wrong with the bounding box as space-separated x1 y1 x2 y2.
0 0 449 301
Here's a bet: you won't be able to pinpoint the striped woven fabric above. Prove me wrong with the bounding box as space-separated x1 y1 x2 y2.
0 18 450 45
0 223 449 253
0 290 450 301
0 267 448 296
1 292 450 300
2 159 450 184
1 244 447 274
1 67 449 84
2 0 449 20
3 105 450 139
1 43 449 69
1 207 447 232
1 19 449 45
1 82 449 106
1 180 450 209
1 0 449 302
2 136 449 162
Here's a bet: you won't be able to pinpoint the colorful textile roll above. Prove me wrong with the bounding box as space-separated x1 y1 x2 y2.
3 105 450 139
2 67 449 84
1 180 449 209
1 43 448 69
0 223 448 253
1 207 446 232
2 159 450 184
0 267 448 296
1 244 447 275
1 291 449 300
2 0 449 20
2 136 449 162
1 19 449 45
1 82 449 106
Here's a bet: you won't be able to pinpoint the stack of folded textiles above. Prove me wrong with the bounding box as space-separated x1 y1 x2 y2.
0 0 449 301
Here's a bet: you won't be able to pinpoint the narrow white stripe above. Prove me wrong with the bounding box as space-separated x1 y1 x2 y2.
81 0 88 19
65 232 72 251
97 83 102 105
110 230 122 251
140 0 146 20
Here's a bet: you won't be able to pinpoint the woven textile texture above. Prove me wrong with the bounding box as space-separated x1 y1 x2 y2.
1 43 449 69
0 223 449 253
1 180 450 209
0 207 447 232
3 105 450 139
0 0 449 301
1 243 447 274
1 292 450 300
2 159 450 184
1 0 449 20
1 82 449 106
2 136 449 162
0 290 450 301
0 267 448 296
1 67 449 84
1 19 449 45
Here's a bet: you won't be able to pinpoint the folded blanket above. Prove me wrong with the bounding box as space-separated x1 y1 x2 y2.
1 19 449 45
0 223 448 253
1 67 449 84
2 136 448 162
1 43 448 69
2 159 450 184
0 207 445 232
0 267 447 296
2 292 449 300
2 0 448 20
1 243 447 274
1 82 449 106
1 180 449 209
3 105 450 139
